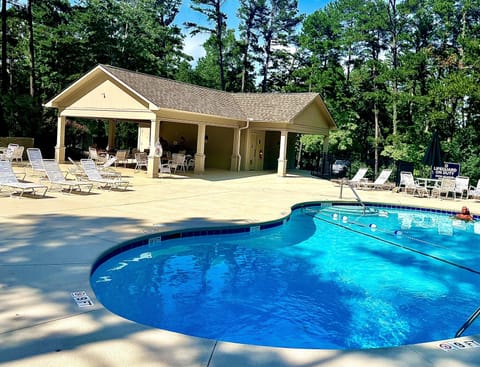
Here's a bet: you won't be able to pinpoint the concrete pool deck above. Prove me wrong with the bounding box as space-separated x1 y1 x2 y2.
1 167 479 367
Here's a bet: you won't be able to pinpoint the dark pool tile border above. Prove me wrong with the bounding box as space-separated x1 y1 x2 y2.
90 221 286 274
293 201 478 220
91 201 477 275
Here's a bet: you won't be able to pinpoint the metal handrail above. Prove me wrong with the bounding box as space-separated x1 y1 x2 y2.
339 179 367 214
455 306 480 338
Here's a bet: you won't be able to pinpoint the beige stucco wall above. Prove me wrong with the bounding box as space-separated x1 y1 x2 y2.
205 126 234 169
69 79 148 110
291 102 332 135
160 121 198 154
58 78 156 121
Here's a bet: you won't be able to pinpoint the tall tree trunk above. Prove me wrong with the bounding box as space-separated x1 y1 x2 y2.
388 0 398 135
28 0 35 97
0 0 8 136
240 29 251 92
261 34 271 92
1 0 7 93
261 0 276 93
215 1 225 91
374 101 379 178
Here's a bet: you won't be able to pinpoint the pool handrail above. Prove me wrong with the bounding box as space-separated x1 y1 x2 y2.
455 306 480 338
340 180 375 215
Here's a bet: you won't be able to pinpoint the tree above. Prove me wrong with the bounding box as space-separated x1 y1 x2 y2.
258 0 303 92
237 0 266 92
194 30 242 91
1 0 7 92
0 0 7 135
27 0 35 97
186 0 227 90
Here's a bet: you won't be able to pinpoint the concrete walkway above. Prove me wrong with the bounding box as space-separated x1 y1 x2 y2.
1 167 479 367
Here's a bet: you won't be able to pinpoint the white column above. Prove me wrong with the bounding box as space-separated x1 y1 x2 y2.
55 114 66 163
194 123 206 173
137 124 150 152
231 127 241 171
147 117 160 178
277 130 288 177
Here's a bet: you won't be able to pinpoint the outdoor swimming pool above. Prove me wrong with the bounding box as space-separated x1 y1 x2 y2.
90 203 480 350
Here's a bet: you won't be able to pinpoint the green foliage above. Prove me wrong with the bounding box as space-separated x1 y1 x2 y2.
187 0 228 90
300 134 324 153
195 30 243 91
1 0 480 185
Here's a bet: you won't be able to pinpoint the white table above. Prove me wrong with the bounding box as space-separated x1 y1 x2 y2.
416 177 441 197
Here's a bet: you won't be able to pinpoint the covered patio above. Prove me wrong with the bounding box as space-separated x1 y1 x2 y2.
44 64 336 178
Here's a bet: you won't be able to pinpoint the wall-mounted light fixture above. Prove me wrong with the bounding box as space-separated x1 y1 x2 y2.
205 135 209 144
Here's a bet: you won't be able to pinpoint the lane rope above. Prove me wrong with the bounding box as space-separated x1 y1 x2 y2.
304 210 480 276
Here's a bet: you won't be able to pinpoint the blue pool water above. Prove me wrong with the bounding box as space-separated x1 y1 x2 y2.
90 203 480 349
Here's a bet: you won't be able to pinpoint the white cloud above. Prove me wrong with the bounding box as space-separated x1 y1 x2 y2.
183 33 208 65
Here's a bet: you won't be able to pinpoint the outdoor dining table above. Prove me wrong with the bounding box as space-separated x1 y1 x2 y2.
416 177 441 196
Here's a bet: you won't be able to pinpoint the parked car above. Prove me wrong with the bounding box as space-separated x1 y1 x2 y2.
331 159 351 177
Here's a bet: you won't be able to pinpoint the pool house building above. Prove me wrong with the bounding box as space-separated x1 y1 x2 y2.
45 64 336 178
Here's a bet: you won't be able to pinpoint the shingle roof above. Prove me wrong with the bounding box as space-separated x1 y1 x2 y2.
102 65 246 120
101 65 320 123
232 93 319 122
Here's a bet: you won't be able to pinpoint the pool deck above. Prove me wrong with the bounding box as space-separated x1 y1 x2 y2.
1 167 480 367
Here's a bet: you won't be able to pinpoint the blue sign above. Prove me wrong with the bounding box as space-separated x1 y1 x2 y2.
431 162 460 179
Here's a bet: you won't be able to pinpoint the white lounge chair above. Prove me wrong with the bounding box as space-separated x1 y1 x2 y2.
359 169 394 190
431 177 456 199
454 176 470 200
88 147 108 164
346 167 368 187
80 159 130 190
0 160 48 198
43 159 93 193
399 171 428 197
468 180 480 199
67 157 87 179
26 148 47 178
97 156 122 178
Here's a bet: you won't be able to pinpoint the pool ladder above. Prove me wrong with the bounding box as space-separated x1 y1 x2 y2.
455 306 480 338
339 180 368 215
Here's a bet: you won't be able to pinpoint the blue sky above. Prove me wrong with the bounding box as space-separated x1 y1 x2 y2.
177 0 331 62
